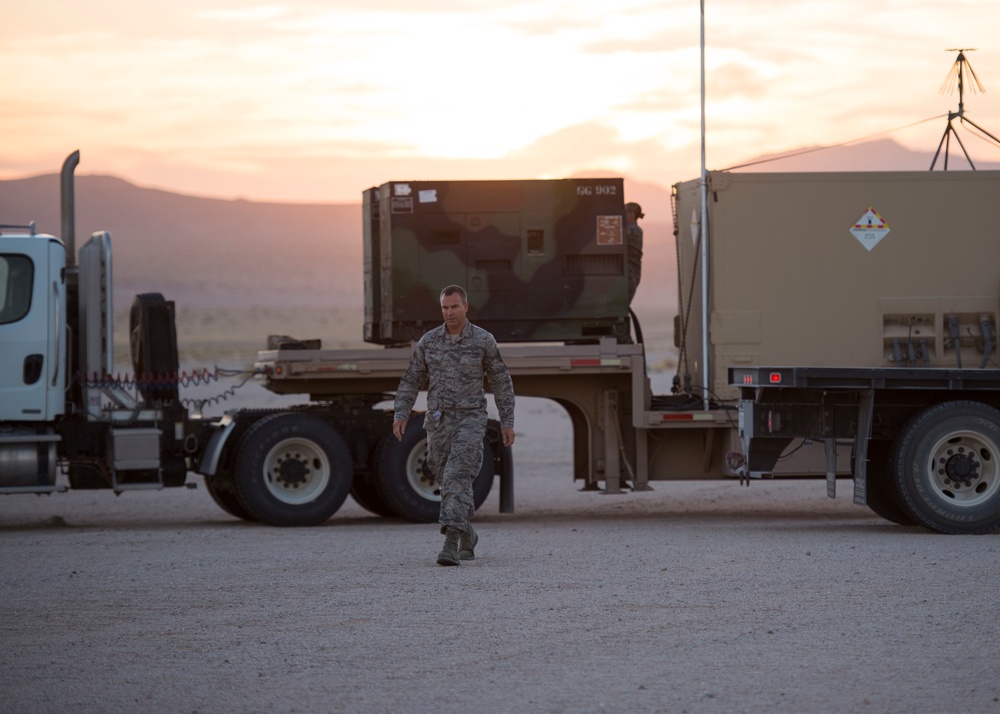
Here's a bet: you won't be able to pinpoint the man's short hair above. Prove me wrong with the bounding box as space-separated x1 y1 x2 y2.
440 284 468 304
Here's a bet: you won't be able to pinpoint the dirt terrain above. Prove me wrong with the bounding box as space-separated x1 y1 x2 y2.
3 391 999 713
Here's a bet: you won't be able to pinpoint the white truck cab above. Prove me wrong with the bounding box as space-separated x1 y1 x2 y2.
0 229 67 423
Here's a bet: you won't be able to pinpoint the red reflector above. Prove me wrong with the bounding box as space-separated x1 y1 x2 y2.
661 414 694 421
769 372 782 384
570 359 601 367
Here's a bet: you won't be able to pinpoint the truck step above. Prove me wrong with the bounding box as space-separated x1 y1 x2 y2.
111 481 164 492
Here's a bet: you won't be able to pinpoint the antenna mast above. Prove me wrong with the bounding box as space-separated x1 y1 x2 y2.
931 49 1000 169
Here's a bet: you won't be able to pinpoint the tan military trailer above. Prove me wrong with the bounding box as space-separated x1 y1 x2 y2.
697 171 1000 534
253 170 1000 534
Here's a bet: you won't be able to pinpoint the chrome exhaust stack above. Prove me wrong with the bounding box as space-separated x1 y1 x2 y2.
60 150 80 268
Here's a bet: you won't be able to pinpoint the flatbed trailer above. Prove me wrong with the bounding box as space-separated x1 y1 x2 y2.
256 336 742 505
252 168 1000 533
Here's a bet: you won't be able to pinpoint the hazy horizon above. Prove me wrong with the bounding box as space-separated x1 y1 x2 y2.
8 135 1000 211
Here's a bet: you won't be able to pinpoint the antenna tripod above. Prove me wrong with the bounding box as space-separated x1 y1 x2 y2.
931 49 1000 170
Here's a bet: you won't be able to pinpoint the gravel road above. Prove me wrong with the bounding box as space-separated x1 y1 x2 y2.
3 398 1000 713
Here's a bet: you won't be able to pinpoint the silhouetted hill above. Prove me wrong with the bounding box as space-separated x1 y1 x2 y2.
729 137 1000 173
0 174 363 309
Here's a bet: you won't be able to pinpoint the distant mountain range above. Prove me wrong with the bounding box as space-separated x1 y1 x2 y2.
0 173 362 310
732 137 1000 173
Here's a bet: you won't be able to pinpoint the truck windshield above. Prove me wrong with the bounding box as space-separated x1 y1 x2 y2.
0 254 33 324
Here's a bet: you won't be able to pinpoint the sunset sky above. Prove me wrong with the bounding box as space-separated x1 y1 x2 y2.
2 0 1000 203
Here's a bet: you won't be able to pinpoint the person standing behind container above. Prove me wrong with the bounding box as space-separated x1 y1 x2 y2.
392 285 516 566
625 201 645 303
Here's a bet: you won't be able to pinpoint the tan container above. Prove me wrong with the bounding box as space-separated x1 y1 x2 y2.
673 171 1000 400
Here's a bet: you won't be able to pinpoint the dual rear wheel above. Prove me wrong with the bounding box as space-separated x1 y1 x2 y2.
204 411 497 526
890 401 1000 534
865 401 1000 534
365 412 496 523
227 413 352 527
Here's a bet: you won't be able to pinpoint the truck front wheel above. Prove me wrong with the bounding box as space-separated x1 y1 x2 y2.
234 413 352 526
891 401 1000 534
375 413 495 523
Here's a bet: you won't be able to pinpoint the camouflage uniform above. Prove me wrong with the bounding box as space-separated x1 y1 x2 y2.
393 320 515 532
626 214 644 303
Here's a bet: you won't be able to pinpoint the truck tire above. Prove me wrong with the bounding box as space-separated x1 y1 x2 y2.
891 401 1000 534
233 412 352 526
375 413 494 523
861 440 916 526
349 436 398 517
350 473 397 517
203 408 275 522
204 471 258 522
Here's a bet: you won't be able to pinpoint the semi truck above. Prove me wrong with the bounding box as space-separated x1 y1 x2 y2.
2 152 999 533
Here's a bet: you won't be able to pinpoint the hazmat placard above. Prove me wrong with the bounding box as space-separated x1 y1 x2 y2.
850 207 891 251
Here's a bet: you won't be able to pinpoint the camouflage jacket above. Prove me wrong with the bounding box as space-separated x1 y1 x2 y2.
393 320 515 429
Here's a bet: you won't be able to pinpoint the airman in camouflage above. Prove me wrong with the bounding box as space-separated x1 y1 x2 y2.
625 201 644 303
393 284 516 566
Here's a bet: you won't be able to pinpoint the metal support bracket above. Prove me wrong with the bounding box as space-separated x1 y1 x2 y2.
852 390 875 506
825 438 837 499
600 389 625 494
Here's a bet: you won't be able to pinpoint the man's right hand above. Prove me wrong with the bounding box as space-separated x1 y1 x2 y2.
392 418 407 441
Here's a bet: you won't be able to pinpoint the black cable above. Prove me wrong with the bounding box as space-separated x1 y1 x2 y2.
721 114 947 171
79 366 263 410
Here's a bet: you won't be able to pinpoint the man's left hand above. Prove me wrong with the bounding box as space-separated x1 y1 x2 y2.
501 427 515 447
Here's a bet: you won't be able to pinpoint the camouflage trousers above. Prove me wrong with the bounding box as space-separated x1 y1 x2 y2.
424 408 487 532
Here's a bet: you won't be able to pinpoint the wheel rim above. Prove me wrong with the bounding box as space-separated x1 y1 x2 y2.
405 438 440 502
261 437 331 505
927 430 1000 507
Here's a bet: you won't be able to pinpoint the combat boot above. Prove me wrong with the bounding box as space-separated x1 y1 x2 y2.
458 524 478 561
436 526 461 566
